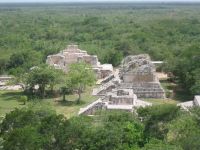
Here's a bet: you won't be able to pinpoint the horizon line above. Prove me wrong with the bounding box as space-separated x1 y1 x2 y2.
1 1 200 3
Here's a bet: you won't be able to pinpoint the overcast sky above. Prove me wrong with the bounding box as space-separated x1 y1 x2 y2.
1 0 200 3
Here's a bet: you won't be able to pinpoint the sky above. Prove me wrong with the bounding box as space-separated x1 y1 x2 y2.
1 0 200 3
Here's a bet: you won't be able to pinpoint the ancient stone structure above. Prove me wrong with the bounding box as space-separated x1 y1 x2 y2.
178 95 200 111
46 45 113 79
0 76 22 91
106 89 136 106
79 89 151 115
119 54 165 98
79 54 166 115
78 98 104 115
93 54 165 99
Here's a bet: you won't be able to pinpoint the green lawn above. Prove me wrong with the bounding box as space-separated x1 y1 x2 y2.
0 87 97 118
42 87 97 118
0 91 24 117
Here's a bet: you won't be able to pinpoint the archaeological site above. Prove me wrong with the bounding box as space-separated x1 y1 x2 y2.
46 44 113 79
79 54 165 115
46 45 166 115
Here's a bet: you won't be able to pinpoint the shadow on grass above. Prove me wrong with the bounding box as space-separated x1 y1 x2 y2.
0 91 23 101
173 89 193 102
55 99 86 107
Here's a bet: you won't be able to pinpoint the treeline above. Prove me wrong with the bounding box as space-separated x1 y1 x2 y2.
0 4 199 94
0 104 200 149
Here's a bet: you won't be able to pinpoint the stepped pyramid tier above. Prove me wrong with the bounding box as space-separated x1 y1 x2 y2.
119 54 165 98
79 54 165 115
46 44 113 79
79 89 151 115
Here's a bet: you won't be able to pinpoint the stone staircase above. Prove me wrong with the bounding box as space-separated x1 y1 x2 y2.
78 98 105 115
92 81 116 96
119 82 165 98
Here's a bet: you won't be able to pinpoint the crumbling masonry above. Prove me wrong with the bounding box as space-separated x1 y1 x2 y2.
118 54 165 98
46 45 113 79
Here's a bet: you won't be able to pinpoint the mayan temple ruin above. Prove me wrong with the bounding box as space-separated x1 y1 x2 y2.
118 54 165 98
46 44 113 79
79 54 165 115
79 88 152 115
92 54 165 99
46 46 166 115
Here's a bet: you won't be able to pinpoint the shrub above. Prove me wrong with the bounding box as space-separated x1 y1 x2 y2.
19 96 28 105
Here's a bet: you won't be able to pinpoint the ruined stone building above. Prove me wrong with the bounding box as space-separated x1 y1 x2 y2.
47 50 164 115
79 89 151 115
46 45 113 79
78 54 164 115
119 54 165 98
93 54 165 99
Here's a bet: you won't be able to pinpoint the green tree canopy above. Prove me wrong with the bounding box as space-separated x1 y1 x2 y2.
66 62 96 103
25 65 63 98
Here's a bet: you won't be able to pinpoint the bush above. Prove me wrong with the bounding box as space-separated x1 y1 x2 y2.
18 96 28 105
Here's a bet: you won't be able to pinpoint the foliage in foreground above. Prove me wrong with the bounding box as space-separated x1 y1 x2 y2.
0 104 199 150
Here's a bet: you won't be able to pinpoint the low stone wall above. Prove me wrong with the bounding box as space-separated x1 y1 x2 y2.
79 99 104 115
108 97 134 105
134 91 165 99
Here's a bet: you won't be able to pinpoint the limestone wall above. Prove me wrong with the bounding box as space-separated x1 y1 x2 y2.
123 73 155 83
108 97 134 105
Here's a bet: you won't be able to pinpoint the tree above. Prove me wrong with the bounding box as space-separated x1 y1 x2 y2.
25 65 62 98
167 109 200 150
67 62 96 103
3 126 42 150
142 138 182 150
190 68 200 95
7 51 42 76
60 86 71 102
137 104 180 140
0 105 58 150
0 58 8 74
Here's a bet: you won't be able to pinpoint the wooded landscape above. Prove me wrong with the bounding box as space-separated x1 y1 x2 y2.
0 2 200 149
0 3 199 95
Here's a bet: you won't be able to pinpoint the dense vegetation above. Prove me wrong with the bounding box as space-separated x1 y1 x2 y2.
0 3 200 149
0 3 200 95
0 104 200 150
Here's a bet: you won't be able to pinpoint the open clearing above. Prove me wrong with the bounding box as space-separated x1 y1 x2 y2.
0 87 97 118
